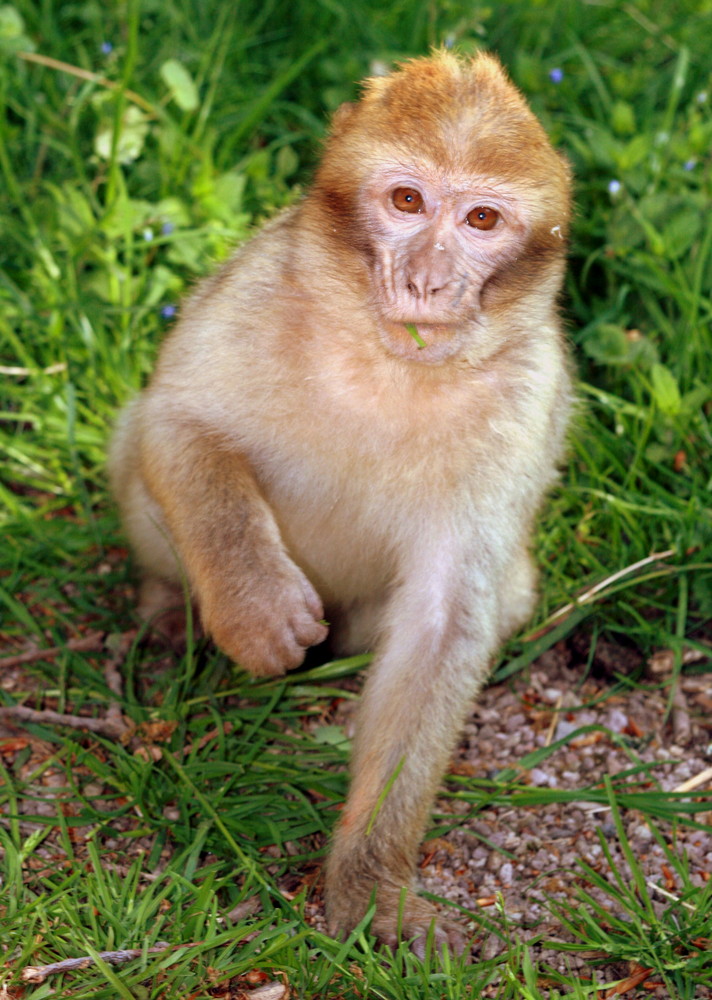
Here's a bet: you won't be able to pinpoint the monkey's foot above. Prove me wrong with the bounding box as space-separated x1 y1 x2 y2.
327 886 470 958
138 577 201 649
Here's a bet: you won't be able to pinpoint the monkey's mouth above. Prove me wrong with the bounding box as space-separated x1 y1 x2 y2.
378 321 467 363
404 322 453 344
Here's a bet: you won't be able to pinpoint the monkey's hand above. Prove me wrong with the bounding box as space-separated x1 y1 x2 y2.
199 556 328 677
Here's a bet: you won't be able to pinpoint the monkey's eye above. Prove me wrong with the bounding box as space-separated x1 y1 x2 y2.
392 187 424 213
466 206 499 231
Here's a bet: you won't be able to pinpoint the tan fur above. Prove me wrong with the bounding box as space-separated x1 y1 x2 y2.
108 51 572 953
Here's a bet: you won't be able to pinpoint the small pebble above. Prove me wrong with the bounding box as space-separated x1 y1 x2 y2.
499 862 514 885
606 708 628 732
555 719 579 740
529 767 550 786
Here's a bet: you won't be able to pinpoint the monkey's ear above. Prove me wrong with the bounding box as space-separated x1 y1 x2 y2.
329 102 357 135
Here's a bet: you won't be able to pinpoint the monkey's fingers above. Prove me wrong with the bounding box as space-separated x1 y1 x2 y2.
290 601 330 655
202 562 328 677
299 573 327 624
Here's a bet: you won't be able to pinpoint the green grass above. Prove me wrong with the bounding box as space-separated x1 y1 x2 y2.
1 0 711 996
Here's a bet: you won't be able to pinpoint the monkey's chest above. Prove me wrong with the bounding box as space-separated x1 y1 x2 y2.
254 409 511 600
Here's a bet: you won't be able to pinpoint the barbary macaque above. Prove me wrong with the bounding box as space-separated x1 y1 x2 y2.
109 51 572 953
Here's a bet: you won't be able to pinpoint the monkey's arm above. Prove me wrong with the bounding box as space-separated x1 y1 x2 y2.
138 422 328 676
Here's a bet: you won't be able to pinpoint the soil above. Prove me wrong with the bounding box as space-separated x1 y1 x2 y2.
2 631 710 997
414 638 712 994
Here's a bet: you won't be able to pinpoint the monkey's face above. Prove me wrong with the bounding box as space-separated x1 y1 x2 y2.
351 157 565 363
314 54 571 363
356 163 528 359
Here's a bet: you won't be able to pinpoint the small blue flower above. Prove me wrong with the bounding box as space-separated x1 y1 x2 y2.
549 68 564 84
161 305 177 320
101 41 113 55
608 179 622 195
697 90 708 104
142 227 154 242
161 221 175 236
684 159 696 171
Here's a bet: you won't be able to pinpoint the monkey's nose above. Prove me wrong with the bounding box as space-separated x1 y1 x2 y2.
406 277 448 300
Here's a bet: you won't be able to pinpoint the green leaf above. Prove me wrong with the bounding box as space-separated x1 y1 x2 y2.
583 127 621 169
581 326 626 366
661 207 702 260
144 265 184 308
213 171 246 213
160 58 199 112
650 363 681 416
611 100 635 136
94 107 150 164
312 725 350 747
582 323 659 369
0 3 22 37
0 4 33 52
275 144 299 180
617 133 649 170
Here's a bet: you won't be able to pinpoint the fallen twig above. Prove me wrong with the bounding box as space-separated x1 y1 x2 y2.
671 685 692 744
0 630 137 740
104 629 137 737
646 879 696 913
0 704 126 739
528 548 676 640
674 764 712 793
22 943 287 999
648 644 711 675
600 964 654 998
544 692 563 748
17 51 158 117
0 630 105 669
23 941 181 983
0 362 67 376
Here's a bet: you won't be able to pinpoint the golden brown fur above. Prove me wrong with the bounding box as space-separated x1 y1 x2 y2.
109 51 572 953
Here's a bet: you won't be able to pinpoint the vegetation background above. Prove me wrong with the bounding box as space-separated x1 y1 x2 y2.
0 0 710 997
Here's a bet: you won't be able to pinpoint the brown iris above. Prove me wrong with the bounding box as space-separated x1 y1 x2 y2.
392 187 424 213
466 206 499 230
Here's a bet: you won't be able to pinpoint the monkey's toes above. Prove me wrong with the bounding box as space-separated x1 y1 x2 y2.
373 900 471 959
408 916 470 960
327 884 471 959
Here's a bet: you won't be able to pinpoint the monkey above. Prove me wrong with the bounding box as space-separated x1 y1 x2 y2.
109 51 572 954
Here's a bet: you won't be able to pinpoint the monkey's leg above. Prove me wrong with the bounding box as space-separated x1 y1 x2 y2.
134 428 328 676
497 549 538 638
325 571 498 955
109 403 198 644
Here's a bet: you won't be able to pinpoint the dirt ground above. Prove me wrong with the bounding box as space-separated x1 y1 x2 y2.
292 633 711 993
414 638 712 994
2 630 710 996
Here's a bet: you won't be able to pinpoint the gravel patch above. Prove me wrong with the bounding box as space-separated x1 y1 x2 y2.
415 644 712 993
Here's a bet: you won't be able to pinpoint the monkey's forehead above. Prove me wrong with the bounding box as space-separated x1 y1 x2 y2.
399 130 562 187
360 51 539 135
334 56 564 187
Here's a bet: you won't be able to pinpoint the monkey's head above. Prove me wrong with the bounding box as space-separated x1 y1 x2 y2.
312 51 571 362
